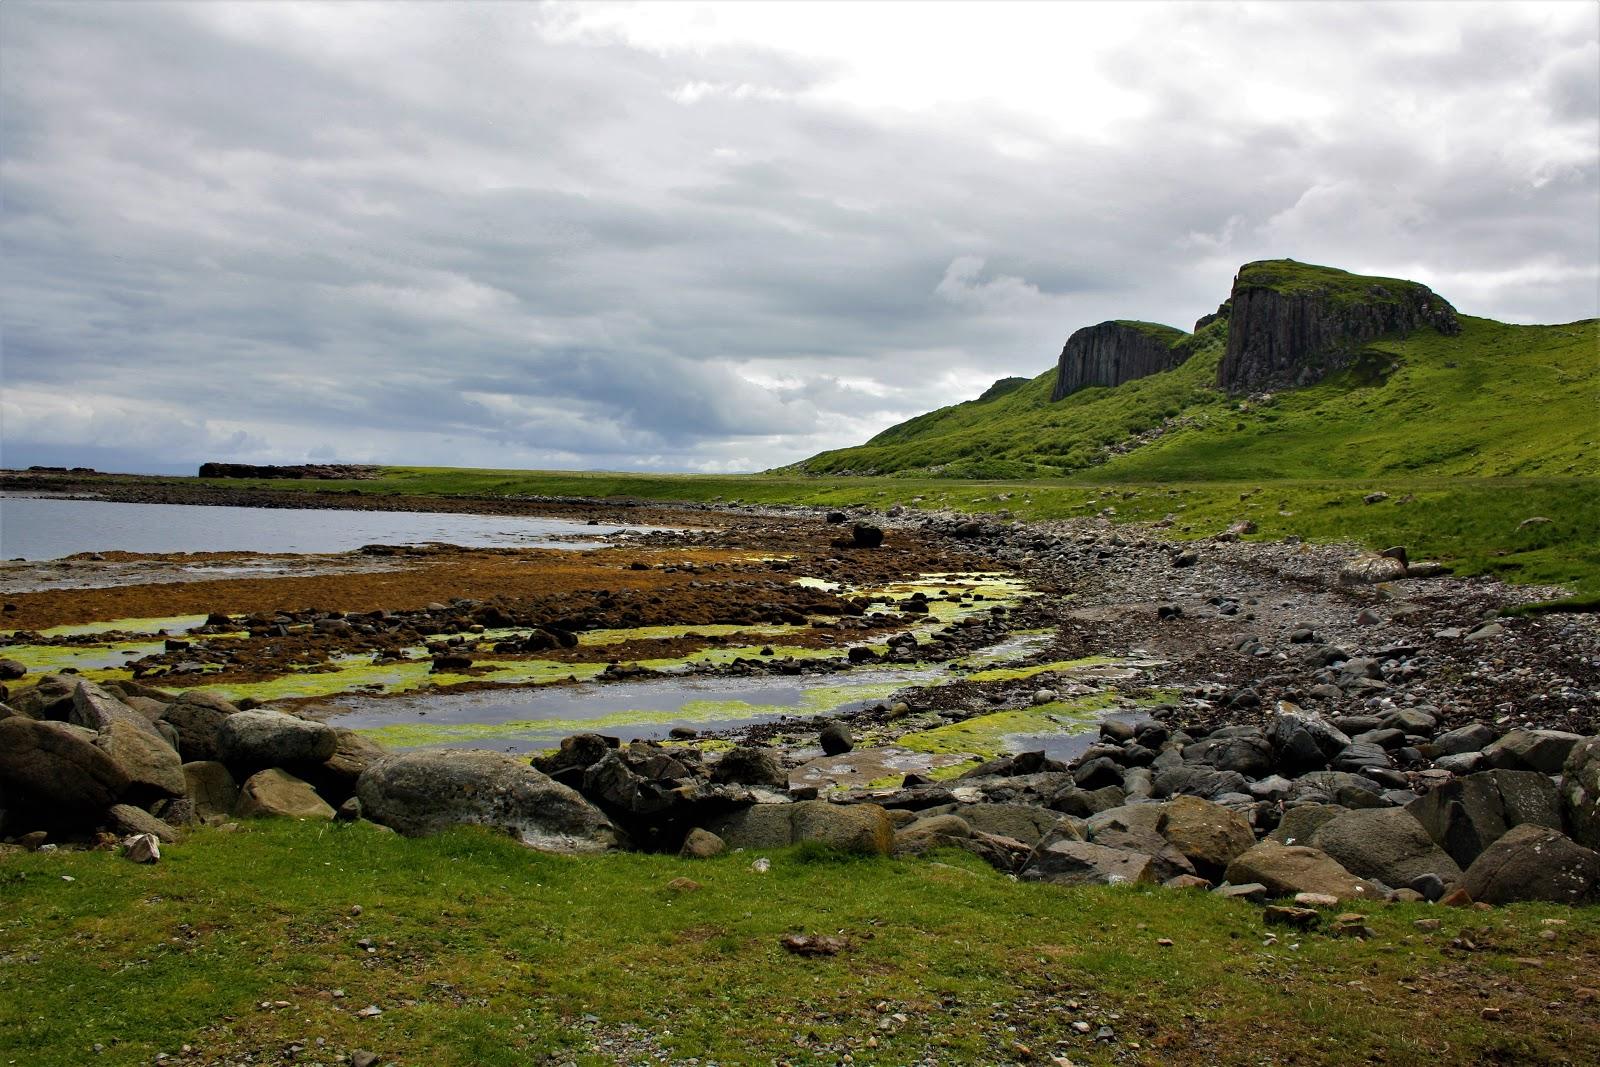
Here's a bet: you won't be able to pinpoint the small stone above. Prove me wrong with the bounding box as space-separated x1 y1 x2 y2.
1292 892 1340 908
352 1051 380 1067
356 1004 383 1018
123 833 160 864
1413 918 1442 932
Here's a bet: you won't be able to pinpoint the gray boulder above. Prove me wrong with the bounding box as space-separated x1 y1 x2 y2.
0 718 130 815
1308 807 1462 887
216 709 338 769
1460 824 1599 905
1429 722 1495 758
1560 735 1600 849
709 800 893 855
1092 827 1196 882
1184 733 1274 777
1152 765 1249 800
95 718 186 802
958 803 1065 846
1223 842 1382 901
357 750 620 852
1406 769 1563 867
818 723 854 756
236 769 335 821
159 692 241 762
183 760 239 818
107 803 182 843
711 746 787 789
1270 711 1350 772
1158 795 1255 879
1019 835 1159 887
1267 803 1345 845
69 681 158 736
1483 729 1584 774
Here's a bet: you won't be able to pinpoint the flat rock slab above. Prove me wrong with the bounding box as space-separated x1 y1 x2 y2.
788 747 968 792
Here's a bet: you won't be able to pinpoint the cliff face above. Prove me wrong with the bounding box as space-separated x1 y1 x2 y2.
1051 320 1189 401
1218 260 1460 393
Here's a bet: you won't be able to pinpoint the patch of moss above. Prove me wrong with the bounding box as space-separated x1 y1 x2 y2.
897 695 1116 759
959 656 1115 683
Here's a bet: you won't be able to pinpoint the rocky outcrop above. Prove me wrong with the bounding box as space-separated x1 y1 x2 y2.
1051 320 1189 401
197 463 378 480
1217 259 1459 392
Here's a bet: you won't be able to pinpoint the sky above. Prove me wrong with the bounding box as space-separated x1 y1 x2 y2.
2 1 1596 476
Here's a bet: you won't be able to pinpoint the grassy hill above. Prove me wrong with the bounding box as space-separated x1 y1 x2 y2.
792 314 1598 482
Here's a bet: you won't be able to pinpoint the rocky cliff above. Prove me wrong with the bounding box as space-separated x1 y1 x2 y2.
1051 320 1190 401
1218 260 1460 393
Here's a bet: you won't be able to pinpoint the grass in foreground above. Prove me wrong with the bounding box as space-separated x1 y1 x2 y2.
2 822 1598 1066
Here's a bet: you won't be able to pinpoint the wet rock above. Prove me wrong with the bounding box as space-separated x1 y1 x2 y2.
1152 765 1249 801
357 750 620 852
1270 711 1351 773
1224 842 1382 902
216 709 339 770
1184 732 1274 777
236 769 335 821
0 659 27 681
1307 807 1463 888
1461 824 1600 905
818 723 854 756
0 718 130 816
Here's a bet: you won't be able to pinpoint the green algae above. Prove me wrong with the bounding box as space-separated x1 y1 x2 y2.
2 615 210 640
577 622 801 646
959 656 1116 683
896 695 1116 759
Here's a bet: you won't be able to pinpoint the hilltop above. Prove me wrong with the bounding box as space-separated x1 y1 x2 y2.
789 260 1598 482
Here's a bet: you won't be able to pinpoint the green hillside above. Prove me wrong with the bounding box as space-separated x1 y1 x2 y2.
793 314 1598 482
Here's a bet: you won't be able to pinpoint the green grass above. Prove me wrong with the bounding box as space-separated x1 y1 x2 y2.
3 822 1596 1066
1230 258 1442 309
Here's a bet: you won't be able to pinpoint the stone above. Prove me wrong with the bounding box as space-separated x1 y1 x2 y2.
711 746 788 789
1092 827 1196 882
357 750 620 852
1430 723 1495 758
1406 769 1563 868
818 723 854 756
1267 803 1345 846
1184 733 1274 777
1223 842 1382 902
1331 741 1394 774
1461 824 1600 906
679 827 726 859
708 801 893 855
106 803 181 843
69 681 158 735
236 769 335 821
1263 905 1320 929
1052 320 1192 400
1019 838 1159 887
336 796 362 822
1560 735 1600 850
1483 730 1584 775
958 803 1065 846
1340 555 1407 584
123 833 161 864
183 760 239 818
1308 807 1462 887
1157 795 1255 879
850 523 884 548
0 659 25 681
95 717 186 802
1270 712 1350 773
217 709 339 769
159 691 241 762
1152 765 1248 800
0 718 130 815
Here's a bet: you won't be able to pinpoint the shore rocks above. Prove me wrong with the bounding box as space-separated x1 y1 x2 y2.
1020 833 1158 887
1307 807 1462 888
96 717 186 802
217 709 339 769
0 718 130 815
1561 736 1600 849
1406 769 1561 867
357 750 620 853
1158 796 1255 878
1482 729 1584 775
1460 824 1600 905
711 746 788 789
1224 842 1381 901
183 760 239 818
708 800 893 855
237 769 335 821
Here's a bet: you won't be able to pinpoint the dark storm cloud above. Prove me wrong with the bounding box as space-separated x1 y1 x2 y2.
1 1 1595 474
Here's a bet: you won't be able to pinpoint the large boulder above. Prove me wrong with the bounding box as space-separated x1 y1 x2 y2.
236 769 335 821
1092 826 1196 882
1270 711 1350 773
95 718 186 802
1019 836 1159 887
710 746 788 789
1482 730 1584 774
183 760 239 818
1184 732 1274 777
0 718 130 816
69 681 158 735
1152 765 1248 800
216 709 338 769
957 803 1065 846
1158 795 1255 878
1267 803 1345 845
1460 824 1599 905
159 691 241 762
1406 769 1562 867
1560 735 1600 849
107 803 182 843
1308 807 1462 887
708 800 894 855
357 750 619 852
1223 842 1382 902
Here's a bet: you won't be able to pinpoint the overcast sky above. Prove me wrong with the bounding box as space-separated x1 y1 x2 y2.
2 1 1596 475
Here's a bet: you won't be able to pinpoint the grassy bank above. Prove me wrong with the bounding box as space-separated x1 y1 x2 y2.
179 466 1600 598
3 822 1597 1066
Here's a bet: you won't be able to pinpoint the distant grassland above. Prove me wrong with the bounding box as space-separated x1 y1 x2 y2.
191 466 1600 600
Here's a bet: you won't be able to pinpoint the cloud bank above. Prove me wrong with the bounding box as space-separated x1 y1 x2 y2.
2 1 1595 473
